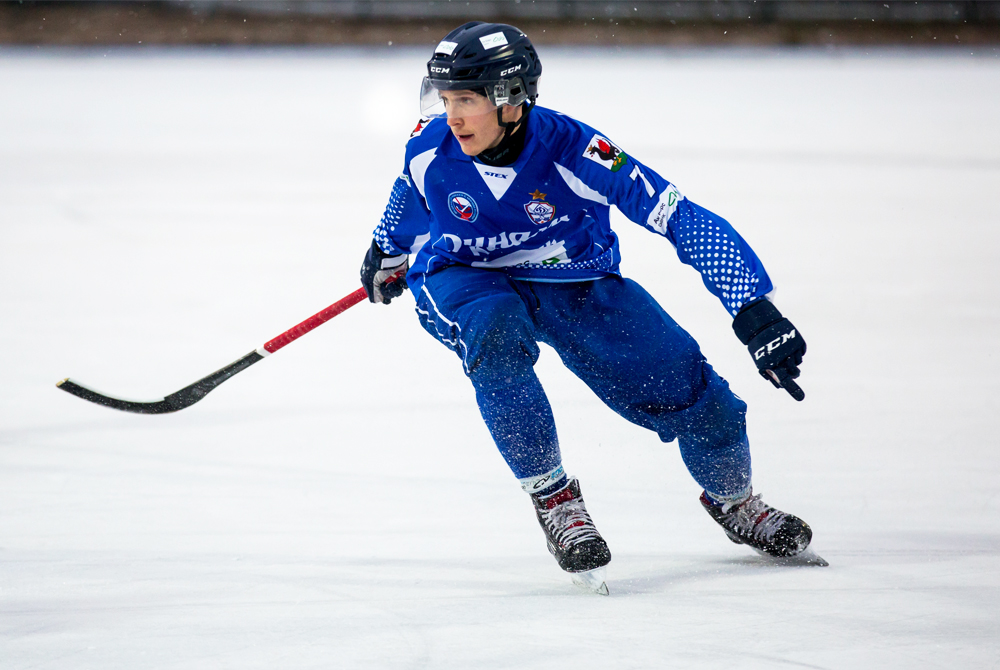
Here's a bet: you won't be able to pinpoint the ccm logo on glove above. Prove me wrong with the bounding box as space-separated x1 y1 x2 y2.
733 300 807 401
754 329 798 361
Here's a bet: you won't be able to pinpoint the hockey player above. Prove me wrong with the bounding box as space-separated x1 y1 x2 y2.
360 22 813 589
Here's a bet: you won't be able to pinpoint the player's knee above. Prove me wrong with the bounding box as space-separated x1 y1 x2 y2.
682 372 748 448
641 364 745 446
469 311 539 384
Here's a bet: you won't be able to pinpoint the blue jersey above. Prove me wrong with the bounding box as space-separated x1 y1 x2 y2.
373 106 773 316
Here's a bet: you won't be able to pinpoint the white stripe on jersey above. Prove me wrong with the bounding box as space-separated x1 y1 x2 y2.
553 163 609 206
409 148 437 198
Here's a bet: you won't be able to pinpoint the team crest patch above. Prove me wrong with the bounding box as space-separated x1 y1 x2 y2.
583 134 628 172
448 191 479 222
524 189 555 225
410 117 430 138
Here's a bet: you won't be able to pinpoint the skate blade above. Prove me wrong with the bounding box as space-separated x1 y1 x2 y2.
571 566 610 595
754 548 829 567
790 549 829 567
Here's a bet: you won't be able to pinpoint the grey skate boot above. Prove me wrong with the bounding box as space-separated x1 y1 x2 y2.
700 490 812 557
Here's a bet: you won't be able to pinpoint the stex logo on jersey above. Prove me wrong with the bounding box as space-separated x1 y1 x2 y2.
523 189 556 225
583 134 628 172
448 191 479 222
410 118 430 138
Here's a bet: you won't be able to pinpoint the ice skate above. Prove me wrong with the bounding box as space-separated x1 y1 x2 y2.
700 490 813 558
571 566 610 596
531 478 611 594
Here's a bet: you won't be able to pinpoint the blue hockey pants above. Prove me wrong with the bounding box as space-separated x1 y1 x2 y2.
414 266 751 500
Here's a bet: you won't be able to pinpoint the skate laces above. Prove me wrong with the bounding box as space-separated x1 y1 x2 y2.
539 496 601 548
723 494 788 543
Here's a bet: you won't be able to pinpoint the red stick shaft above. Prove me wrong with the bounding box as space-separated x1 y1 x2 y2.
262 286 368 354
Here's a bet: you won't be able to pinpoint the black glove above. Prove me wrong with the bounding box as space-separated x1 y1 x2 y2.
360 239 409 304
732 299 806 401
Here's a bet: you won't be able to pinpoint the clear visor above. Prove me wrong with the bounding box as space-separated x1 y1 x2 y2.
419 77 528 118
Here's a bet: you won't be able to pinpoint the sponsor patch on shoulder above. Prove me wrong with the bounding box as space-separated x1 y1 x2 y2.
410 117 431 138
646 184 685 233
582 134 628 172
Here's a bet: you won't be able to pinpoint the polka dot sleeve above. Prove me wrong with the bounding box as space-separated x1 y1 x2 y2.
667 200 774 316
372 173 430 257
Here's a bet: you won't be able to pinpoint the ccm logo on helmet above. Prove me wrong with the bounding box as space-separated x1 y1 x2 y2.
430 66 451 74
754 330 797 360
500 64 522 77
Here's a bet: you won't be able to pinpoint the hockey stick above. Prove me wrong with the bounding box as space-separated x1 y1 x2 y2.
57 285 371 414
764 367 805 402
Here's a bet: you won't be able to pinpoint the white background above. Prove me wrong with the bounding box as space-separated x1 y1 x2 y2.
1 47 998 668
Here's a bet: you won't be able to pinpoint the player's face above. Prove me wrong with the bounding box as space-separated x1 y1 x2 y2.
441 89 504 156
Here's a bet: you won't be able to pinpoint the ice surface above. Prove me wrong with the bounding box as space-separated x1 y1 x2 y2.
1 46 999 668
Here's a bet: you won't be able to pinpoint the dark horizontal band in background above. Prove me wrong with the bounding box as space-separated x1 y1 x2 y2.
2 1 998 47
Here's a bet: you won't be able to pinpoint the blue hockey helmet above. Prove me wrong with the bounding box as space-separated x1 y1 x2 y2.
420 22 542 118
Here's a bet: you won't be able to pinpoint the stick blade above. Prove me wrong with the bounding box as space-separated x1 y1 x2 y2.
56 350 264 415
56 378 178 414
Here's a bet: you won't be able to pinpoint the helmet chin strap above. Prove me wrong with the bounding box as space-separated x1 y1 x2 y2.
496 99 535 141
